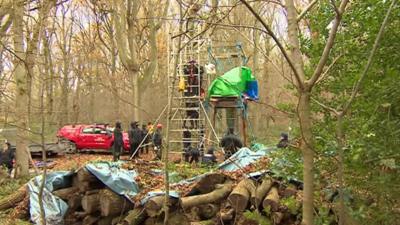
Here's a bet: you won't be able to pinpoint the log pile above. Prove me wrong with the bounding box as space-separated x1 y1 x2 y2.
60 168 135 225
0 160 308 225
119 172 303 225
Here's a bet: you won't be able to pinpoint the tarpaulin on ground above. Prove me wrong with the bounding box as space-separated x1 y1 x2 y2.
27 171 73 225
207 66 259 100
217 147 268 171
140 191 180 205
85 161 140 200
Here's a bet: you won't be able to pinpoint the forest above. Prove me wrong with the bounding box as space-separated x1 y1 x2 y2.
0 0 399 225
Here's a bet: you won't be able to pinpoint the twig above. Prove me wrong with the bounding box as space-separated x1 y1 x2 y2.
308 0 349 88
240 0 304 89
297 0 318 22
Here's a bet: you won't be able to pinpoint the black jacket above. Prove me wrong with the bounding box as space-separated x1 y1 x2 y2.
152 130 162 146
113 128 124 147
220 134 243 151
0 148 15 168
129 127 142 144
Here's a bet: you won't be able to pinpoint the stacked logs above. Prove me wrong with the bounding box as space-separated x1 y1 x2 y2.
0 170 303 225
56 168 134 225
121 172 302 225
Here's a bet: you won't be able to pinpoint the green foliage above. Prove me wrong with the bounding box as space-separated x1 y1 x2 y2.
281 196 300 215
305 0 400 224
243 210 271 225
268 148 303 182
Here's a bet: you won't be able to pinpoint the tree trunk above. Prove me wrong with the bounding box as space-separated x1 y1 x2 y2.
145 196 177 217
52 187 79 200
82 193 100 214
192 173 227 194
12 0 29 177
0 184 27 210
262 186 280 212
227 179 255 212
336 114 345 225
121 208 148 225
180 183 233 209
298 91 314 225
77 167 97 182
251 176 273 208
99 188 134 217
131 71 140 121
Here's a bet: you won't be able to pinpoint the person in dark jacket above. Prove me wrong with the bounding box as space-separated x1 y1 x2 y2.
183 127 191 162
113 122 124 161
188 146 200 164
152 124 163 160
0 142 14 175
220 128 243 159
129 122 142 158
202 146 217 165
277 132 289 148
141 124 149 154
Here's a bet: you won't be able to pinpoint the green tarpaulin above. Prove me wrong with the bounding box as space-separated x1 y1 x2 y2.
207 66 256 98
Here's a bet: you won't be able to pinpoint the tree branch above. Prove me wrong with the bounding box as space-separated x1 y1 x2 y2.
240 0 304 90
308 0 349 88
315 54 342 85
341 0 396 116
297 0 318 22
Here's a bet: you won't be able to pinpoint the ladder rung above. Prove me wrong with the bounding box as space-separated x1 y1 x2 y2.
170 129 205 132
169 140 200 143
172 107 200 110
171 118 204 121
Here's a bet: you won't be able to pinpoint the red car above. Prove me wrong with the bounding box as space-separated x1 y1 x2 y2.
57 124 130 152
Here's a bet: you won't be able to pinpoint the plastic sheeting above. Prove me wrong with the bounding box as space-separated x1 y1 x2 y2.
140 191 180 205
218 147 267 171
28 162 140 224
27 171 73 225
207 66 258 100
85 161 140 200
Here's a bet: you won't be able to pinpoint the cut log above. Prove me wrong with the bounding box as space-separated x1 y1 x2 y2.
272 212 284 224
0 184 27 211
227 179 255 212
77 167 97 182
193 173 227 194
53 187 79 200
97 216 116 225
262 186 280 212
85 189 101 195
220 207 235 221
78 180 105 193
144 195 178 217
281 183 297 198
120 208 148 225
82 193 100 214
68 194 83 212
197 203 219 220
251 177 273 209
82 215 99 225
74 211 88 219
180 182 233 209
100 188 134 217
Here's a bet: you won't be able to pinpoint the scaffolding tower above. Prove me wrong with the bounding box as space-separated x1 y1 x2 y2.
167 31 249 157
167 34 210 156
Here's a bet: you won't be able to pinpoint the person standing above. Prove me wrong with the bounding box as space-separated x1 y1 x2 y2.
129 122 142 158
141 124 149 154
152 124 163 160
0 142 15 175
277 132 289 148
220 128 243 159
112 122 123 161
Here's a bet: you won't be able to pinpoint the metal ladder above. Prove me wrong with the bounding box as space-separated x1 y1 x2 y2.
167 34 210 155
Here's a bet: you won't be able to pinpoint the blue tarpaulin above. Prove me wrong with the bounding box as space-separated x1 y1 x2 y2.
85 161 139 200
140 191 180 205
218 147 267 171
27 171 72 225
28 161 140 224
